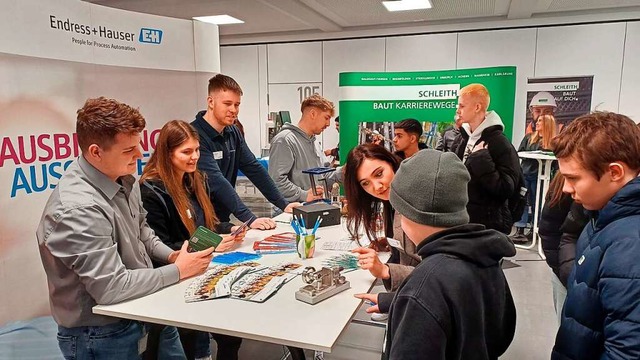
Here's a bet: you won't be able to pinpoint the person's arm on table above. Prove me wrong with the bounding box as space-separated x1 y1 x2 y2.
44 206 181 305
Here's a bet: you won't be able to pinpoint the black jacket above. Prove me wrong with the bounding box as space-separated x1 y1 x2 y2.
192 111 288 223
385 224 517 360
539 196 587 286
140 178 234 252
452 124 522 234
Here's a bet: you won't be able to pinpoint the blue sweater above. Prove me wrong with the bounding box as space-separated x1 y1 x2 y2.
191 111 288 223
552 177 640 360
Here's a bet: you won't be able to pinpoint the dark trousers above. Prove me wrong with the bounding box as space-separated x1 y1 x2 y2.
147 326 243 360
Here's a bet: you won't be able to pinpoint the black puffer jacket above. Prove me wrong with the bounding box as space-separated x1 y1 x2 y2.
557 202 588 286
452 119 522 234
539 195 588 286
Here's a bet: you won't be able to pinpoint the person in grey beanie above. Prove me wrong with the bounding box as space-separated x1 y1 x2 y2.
355 149 517 360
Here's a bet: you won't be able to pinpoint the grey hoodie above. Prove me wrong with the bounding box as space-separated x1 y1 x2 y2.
269 123 337 202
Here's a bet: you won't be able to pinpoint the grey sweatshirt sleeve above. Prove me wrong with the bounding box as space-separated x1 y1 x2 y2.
383 263 415 291
44 206 180 305
269 137 307 202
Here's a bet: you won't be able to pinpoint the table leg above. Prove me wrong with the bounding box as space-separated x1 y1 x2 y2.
514 159 548 260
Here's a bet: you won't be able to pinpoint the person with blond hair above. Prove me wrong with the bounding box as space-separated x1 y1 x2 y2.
451 83 523 234
512 114 558 242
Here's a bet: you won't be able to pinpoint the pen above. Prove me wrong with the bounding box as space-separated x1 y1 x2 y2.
311 217 322 235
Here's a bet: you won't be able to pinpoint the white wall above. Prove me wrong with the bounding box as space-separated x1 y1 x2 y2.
457 28 537 145
220 45 267 155
221 20 640 155
613 22 640 122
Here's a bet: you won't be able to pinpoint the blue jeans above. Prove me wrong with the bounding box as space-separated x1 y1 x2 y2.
515 173 538 228
57 320 185 360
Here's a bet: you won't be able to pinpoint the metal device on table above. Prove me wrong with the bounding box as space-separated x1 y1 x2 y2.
295 266 351 305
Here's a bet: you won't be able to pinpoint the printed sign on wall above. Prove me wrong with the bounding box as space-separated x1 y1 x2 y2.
524 76 594 134
338 67 517 160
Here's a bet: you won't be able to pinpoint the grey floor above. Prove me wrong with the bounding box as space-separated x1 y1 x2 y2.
212 248 558 360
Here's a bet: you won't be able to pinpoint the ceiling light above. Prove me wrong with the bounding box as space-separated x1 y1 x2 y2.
193 15 244 25
382 0 432 12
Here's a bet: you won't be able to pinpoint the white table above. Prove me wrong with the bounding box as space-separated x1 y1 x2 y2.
516 151 557 259
94 214 381 353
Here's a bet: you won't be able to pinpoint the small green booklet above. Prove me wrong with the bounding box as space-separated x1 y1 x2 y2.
188 226 223 252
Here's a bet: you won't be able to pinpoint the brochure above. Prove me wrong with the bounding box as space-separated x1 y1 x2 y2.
188 226 223 252
231 263 302 302
184 262 260 302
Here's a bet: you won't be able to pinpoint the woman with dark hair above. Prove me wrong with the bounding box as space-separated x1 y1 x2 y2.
345 144 421 317
538 172 588 325
141 120 246 360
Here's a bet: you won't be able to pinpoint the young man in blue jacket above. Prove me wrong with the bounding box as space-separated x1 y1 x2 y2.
551 112 640 360
192 74 298 230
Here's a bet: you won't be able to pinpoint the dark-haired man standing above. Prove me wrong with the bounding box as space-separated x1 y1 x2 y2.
192 74 298 230
393 119 424 159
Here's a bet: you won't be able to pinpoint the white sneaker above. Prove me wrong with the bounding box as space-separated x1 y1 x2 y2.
370 312 389 321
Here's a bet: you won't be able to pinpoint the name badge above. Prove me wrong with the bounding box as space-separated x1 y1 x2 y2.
213 151 223 160
577 255 585 265
387 238 403 250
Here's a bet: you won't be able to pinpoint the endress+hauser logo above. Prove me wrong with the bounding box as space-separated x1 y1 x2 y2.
139 28 163 44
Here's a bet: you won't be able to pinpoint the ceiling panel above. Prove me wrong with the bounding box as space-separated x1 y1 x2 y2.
83 0 640 38
312 0 498 26
545 0 640 12
86 0 314 35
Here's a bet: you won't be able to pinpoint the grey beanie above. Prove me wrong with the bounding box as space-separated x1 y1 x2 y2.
389 149 470 227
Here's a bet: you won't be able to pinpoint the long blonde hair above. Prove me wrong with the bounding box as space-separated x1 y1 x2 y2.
141 120 218 234
531 114 557 150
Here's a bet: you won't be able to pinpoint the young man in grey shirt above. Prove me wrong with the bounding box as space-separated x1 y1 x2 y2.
269 94 341 203
37 97 213 359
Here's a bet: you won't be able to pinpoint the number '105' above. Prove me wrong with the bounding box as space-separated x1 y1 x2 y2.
297 86 320 103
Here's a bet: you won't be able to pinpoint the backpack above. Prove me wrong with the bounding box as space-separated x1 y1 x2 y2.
508 170 527 223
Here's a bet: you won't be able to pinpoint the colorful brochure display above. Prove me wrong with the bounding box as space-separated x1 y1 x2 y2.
184 262 302 303
253 232 297 254
184 262 260 302
231 263 302 303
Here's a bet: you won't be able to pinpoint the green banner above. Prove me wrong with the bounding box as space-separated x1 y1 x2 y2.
338 66 517 161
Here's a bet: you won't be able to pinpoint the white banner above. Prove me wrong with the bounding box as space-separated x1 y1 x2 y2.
0 0 219 72
527 81 580 92
341 84 460 101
